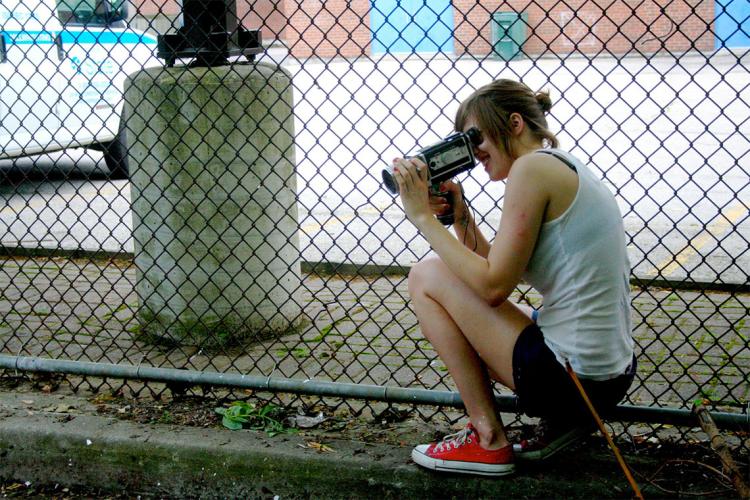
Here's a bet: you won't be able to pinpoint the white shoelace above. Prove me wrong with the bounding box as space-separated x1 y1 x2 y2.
434 427 474 452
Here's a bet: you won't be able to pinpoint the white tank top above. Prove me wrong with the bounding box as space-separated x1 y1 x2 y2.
522 149 634 380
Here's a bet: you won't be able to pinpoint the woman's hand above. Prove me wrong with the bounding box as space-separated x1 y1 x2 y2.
392 157 432 227
433 180 469 227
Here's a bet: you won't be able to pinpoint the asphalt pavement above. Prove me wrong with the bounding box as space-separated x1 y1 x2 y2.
2 50 749 285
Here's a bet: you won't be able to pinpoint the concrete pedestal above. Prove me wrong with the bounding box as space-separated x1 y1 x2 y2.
124 63 302 346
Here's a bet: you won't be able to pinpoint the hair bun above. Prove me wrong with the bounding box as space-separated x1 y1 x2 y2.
535 90 553 113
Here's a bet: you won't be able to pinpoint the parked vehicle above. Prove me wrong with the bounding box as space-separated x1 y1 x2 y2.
0 0 160 178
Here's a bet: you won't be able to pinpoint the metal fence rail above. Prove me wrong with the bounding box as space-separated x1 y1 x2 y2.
1 0 748 442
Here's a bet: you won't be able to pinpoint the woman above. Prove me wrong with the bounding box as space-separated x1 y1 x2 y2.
392 79 636 477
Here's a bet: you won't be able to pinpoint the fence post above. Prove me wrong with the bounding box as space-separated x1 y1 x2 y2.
123 1 303 346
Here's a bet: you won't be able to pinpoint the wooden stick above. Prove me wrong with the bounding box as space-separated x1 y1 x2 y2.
692 400 750 499
565 361 644 500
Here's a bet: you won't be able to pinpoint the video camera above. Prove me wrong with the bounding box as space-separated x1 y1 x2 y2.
382 127 481 225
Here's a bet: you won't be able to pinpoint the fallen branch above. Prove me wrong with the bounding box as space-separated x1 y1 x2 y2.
633 458 734 497
692 399 750 499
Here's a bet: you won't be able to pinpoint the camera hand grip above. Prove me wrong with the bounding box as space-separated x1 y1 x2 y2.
434 188 455 226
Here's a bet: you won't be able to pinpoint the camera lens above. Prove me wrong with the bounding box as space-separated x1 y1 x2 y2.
466 127 482 147
381 167 399 194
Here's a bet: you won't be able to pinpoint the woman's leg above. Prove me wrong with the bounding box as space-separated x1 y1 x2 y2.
409 256 533 449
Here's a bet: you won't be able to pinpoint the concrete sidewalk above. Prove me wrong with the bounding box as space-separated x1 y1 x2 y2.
0 385 679 499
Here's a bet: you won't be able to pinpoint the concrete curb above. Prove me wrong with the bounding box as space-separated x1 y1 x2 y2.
0 391 644 499
1 412 417 498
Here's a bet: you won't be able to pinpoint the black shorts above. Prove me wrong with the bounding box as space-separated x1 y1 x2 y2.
512 323 636 425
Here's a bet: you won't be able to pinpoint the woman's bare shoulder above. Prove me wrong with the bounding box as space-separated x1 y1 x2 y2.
511 151 579 221
510 151 571 184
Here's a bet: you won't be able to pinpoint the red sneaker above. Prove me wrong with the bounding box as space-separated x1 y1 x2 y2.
411 424 515 477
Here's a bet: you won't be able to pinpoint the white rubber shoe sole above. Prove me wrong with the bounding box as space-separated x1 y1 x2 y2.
512 426 591 461
411 445 515 477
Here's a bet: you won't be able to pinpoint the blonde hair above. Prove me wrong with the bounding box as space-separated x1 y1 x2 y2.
455 79 558 159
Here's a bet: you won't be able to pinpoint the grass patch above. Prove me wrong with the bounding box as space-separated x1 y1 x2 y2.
309 316 358 342
733 318 747 341
157 410 174 424
276 346 310 359
311 322 336 342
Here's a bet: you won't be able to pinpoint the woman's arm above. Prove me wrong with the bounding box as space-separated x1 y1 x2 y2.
435 182 492 257
453 199 491 258
397 155 550 306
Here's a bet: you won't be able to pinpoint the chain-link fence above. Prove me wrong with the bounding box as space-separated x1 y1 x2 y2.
1 0 748 443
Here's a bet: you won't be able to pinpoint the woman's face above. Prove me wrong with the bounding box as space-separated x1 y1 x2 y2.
463 117 513 182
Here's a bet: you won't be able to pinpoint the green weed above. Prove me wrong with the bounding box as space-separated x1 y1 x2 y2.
733 318 747 341
215 401 297 437
311 323 335 342
276 347 310 359
157 410 173 424
29 307 51 317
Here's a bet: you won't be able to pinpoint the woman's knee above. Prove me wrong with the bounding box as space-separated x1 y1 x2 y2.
408 256 448 297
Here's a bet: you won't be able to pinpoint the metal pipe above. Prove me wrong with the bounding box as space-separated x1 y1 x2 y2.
1 354 747 430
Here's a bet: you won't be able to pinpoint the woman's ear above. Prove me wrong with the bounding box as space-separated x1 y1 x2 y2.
510 112 525 136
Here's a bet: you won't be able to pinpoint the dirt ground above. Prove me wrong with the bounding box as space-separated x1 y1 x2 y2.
0 374 748 499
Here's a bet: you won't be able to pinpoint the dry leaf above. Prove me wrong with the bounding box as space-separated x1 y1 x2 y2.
91 393 116 404
299 441 334 453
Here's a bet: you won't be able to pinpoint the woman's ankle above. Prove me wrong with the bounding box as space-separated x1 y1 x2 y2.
472 421 509 450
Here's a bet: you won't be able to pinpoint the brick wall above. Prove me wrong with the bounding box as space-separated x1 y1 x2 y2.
283 0 372 58
238 1 289 41
129 0 715 57
129 0 288 41
453 0 715 56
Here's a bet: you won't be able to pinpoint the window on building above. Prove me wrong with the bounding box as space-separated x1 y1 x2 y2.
56 0 127 26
